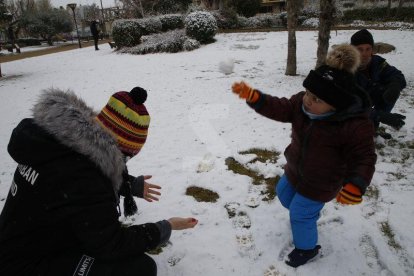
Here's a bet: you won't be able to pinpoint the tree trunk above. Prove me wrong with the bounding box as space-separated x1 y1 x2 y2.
396 0 404 18
138 0 144 17
386 0 392 18
316 0 336 68
219 0 225 10
285 0 303 76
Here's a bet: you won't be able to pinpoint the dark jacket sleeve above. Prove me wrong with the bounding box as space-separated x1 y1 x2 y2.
119 174 144 198
379 60 407 91
343 119 377 194
70 172 170 260
247 91 301 123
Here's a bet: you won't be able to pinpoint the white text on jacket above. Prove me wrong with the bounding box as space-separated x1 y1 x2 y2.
17 164 39 185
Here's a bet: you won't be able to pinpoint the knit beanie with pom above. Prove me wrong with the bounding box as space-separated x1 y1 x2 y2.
303 44 361 110
96 87 150 157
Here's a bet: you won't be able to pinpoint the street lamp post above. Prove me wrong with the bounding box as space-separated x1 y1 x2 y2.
99 0 106 36
67 3 82 48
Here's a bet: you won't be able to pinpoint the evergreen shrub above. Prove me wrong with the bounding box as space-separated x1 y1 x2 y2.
184 11 218 43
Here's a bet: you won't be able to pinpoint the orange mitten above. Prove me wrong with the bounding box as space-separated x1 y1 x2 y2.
231 81 260 103
336 183 362 205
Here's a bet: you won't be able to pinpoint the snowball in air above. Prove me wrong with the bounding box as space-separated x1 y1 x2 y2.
218 58 235 75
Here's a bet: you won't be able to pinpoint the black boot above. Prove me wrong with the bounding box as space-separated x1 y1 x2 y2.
285 245 321 268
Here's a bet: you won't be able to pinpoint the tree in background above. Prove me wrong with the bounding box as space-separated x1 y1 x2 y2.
119 0 192 17
153 0 192 14
0 0 13 77
285 0 304 76
315 0 336 68
229 0 260 17
20 8 73 45
395 0 405 18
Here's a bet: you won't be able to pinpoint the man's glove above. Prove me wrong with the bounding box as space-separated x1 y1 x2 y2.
336 183 362 205
232 81 260 103
377 111 406 130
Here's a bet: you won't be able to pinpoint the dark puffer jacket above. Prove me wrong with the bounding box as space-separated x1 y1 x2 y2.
249 91 377 202
0 89 170 276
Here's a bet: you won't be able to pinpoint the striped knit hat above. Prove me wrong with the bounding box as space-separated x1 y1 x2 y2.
96 87 150 157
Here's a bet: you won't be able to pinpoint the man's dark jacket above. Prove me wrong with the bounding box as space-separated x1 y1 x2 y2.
356 55 406 108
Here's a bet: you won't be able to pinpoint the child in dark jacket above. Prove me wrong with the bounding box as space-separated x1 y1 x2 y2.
231 45 377 267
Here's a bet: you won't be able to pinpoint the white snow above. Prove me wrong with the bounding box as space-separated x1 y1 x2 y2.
1 29 414 276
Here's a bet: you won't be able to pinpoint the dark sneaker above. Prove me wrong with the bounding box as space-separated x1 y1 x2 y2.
285 245 321 268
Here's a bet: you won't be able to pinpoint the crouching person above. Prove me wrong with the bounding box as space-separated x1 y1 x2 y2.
0 87 198 276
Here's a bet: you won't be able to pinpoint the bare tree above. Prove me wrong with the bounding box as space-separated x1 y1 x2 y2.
315 0 336 68
386 0 392 17
285 0 303 76
396 0 404 18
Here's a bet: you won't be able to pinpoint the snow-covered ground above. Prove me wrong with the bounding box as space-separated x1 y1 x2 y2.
1 29 413 276
0 40 79 55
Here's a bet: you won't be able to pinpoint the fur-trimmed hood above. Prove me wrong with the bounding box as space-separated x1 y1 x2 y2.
30 88 125 191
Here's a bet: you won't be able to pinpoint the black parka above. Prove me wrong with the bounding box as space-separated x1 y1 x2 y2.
0 89 169 275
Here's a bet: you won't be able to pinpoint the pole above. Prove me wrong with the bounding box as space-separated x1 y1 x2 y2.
99 0 107 36
68 3 82 48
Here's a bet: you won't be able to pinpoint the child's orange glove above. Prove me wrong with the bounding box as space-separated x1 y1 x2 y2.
231 81 260 103
336 183 362 205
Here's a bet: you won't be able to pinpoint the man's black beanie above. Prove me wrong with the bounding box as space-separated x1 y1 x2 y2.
351 29 374 47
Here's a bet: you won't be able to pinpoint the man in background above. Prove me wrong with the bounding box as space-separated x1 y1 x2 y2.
90 20 100 51
351 29 407 139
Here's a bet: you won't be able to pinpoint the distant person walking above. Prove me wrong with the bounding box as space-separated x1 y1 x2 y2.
7 25 15 53
90 20 100 51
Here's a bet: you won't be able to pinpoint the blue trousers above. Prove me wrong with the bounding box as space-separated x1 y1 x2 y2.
276 175 324 250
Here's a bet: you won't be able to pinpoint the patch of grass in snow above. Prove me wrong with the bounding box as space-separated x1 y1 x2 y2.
387 171 405 180
380 221 402 251
147 241 171 255
365 185 379 201
147 246 164 255
225 148 281 201
225 157 262 185
239 148 280 164
262 175 280 201
406 141 414 150
185 186 219 203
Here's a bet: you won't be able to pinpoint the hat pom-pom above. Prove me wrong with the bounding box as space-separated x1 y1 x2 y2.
326 44 360 74
130 87 148 104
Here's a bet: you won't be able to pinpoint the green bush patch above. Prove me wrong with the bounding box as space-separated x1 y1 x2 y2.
380 221 402 251
186 186 219 203
239 148 280 164
225 148 281 201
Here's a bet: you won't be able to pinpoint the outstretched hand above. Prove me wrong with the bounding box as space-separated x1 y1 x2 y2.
168 217 198 230
231 81 260 103
142 175 161 202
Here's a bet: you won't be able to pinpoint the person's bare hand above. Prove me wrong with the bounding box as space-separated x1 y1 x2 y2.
168 217 198 230
143 175 161 202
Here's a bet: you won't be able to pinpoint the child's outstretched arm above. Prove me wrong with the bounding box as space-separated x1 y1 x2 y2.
231 81 300 123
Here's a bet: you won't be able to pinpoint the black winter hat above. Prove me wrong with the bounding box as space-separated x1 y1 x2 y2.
303 44 361 110
351 29 374 47
130 86 148 104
